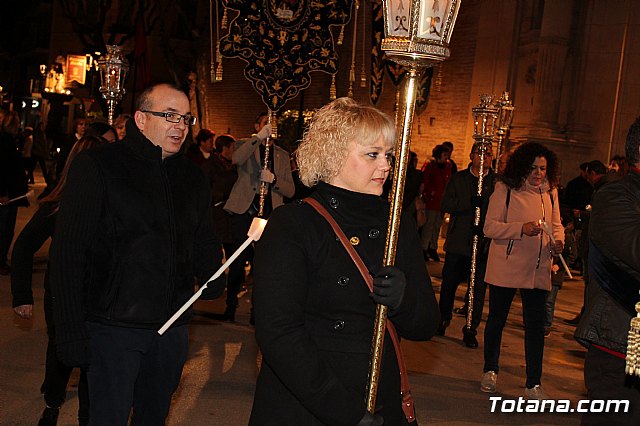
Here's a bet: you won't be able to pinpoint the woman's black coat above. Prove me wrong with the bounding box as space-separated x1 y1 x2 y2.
250 182 440 425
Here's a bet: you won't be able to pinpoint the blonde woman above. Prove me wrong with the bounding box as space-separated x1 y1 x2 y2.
250 98 439 425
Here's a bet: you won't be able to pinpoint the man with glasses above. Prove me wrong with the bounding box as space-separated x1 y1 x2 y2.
50 83 225 425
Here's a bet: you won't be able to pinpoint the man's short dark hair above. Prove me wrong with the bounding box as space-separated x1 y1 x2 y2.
587 160 607 176
135 83 184 111
625 116 640 166
215 134 235 153
432 144 448 159
579 162 589 171
255 112 269 125
442 141 454 151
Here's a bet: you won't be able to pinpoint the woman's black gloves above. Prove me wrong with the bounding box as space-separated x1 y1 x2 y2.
372 266 406 310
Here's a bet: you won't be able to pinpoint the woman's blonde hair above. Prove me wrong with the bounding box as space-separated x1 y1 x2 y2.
297 97 396 187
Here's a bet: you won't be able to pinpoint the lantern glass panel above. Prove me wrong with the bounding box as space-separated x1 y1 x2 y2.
387 0 410 37
418 0 449 40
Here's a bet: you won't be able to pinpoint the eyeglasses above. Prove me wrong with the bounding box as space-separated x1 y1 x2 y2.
140 110 197 126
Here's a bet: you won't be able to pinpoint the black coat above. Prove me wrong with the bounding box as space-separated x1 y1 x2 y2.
250 182 439 425
575 170 640 353
441 167 496 257
50 121 224 346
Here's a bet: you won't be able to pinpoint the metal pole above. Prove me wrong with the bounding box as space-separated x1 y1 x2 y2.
366 66 421 413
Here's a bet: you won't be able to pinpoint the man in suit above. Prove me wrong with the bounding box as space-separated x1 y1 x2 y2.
223 112 295 322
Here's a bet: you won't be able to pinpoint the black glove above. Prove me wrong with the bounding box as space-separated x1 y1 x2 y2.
471 195 483 208
56 339 91 368
200 275 226 300
372 266 406 310
357 412 384 426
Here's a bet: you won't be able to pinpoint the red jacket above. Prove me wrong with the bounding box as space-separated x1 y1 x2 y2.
421 160 453 211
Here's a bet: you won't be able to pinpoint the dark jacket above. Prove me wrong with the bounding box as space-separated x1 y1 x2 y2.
575 170 640 353
201 153 237 244
50 121 224 346
250 182 439 425
441 167 496 257
11 202 56 307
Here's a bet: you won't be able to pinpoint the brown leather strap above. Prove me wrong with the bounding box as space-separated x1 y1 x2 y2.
304 197 416 423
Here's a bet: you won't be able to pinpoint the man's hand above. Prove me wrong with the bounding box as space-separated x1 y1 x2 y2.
260 169 275 184
57 339 91 368
0 196 9 206
200 275 226 300
13 304 33 319
256 123 272 141
372 266 406 310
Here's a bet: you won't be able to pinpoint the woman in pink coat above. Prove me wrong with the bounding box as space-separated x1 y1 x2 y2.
479 142 564 400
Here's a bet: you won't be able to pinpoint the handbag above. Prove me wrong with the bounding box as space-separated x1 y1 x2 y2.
304 197 417 424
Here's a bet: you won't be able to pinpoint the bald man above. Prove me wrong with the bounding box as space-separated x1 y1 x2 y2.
50 83 225 424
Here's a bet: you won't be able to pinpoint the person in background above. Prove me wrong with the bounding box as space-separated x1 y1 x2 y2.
480 142 564 400
84 122 117 144
420 144 453 262
56 117 86 179
250 97 439 425
113 114 131 141
223 112 294 322
22 126 35 184
31 122 51 184
202 134 238 284
187 128 215 166
49 83 225 425
442 140 458 174
437 144 495 348
0 111 29 275
12 135 108 426
564 160 614 327
575 117 640 425
608 154 629 177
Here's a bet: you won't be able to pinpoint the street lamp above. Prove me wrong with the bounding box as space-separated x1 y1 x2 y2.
367 0 461 417
98 45 129 125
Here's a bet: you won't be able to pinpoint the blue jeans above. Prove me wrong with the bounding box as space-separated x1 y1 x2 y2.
86 322 189 425
483 285 548 388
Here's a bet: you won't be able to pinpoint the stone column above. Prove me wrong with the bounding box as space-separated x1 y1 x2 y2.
531 0 574 127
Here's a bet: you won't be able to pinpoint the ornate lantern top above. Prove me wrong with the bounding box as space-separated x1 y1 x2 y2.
97 45 129 125
98 45 129 102
472 94 499 145
381 0 461 67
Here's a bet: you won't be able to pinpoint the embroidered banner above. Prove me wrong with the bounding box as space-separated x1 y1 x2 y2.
220 0 352 111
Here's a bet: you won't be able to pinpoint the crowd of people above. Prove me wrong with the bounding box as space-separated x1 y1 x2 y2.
2 85 640 424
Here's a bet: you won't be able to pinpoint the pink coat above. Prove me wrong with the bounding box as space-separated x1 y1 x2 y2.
483 181 565 290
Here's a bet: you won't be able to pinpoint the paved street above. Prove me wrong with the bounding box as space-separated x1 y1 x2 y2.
0 177 589 425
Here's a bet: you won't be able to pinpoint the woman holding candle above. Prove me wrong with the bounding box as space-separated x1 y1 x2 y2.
479 142 564 400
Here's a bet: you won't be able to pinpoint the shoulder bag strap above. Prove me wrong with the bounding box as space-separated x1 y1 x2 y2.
304 197 416 423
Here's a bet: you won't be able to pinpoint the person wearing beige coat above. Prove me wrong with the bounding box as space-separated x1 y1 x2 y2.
479 142 564 400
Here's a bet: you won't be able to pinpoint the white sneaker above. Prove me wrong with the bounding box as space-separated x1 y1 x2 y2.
525 385 548 400
480 371 497 393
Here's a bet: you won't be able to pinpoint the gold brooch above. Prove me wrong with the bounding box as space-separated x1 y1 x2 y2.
349 236 360 246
